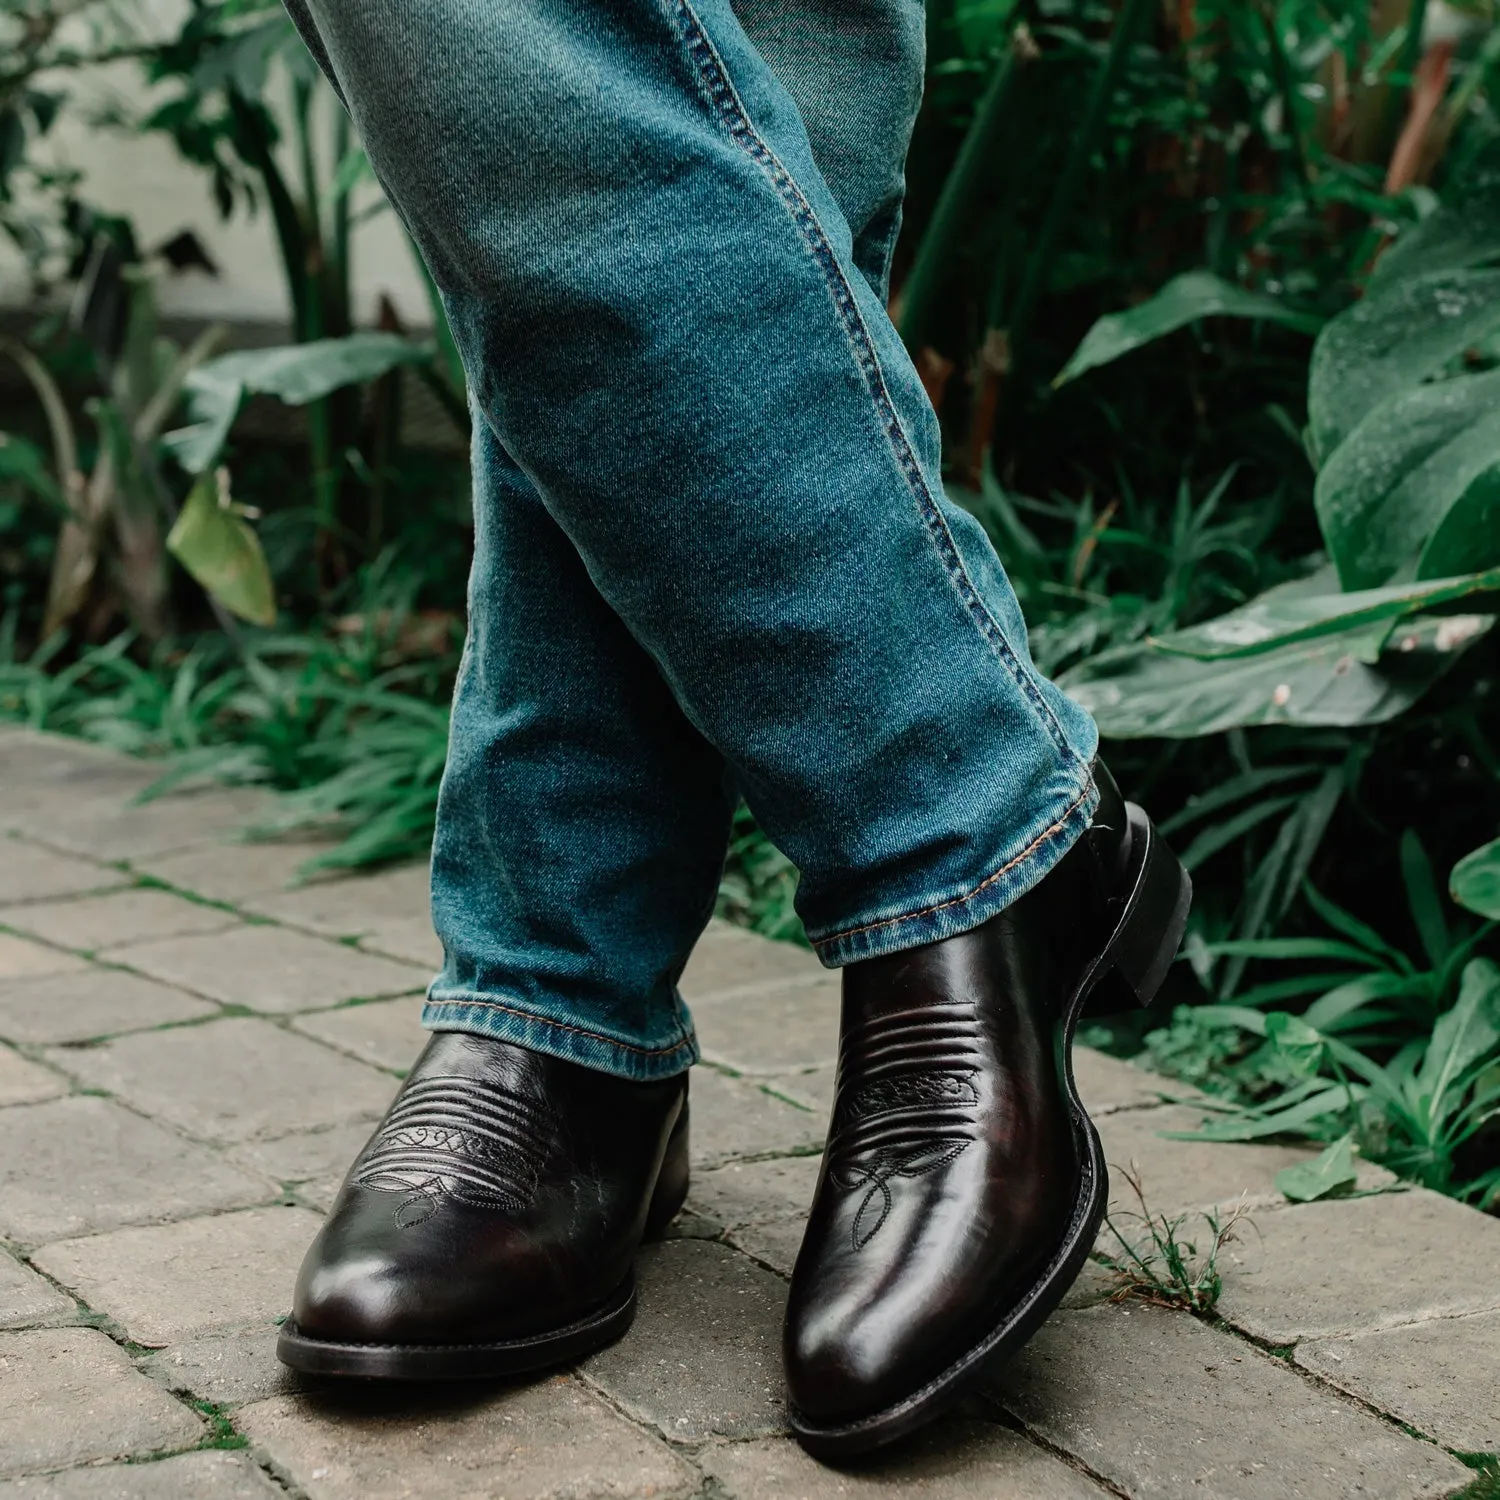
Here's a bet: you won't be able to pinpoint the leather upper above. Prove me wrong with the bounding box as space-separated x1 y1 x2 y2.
784 765 1129 1423
291 1031 686 1347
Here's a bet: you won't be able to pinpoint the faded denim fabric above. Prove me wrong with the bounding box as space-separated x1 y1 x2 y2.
283 0 1100 1080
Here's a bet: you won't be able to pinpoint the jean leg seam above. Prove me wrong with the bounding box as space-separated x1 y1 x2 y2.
664 0 1074 756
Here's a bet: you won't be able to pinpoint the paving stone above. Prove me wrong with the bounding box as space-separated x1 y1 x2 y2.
0 1095 276 1243
229 1121 372 1192
238 1376 696 1500
0 1047 63 1108
11 786 272 863
692 974 841 1074
242 863 429 938
1296 1310 1500 1453
0 1451 285 1498
701 1423 1112 1499
681 921 824 998
33 1207 320 1348
46 1017 395 1144
290 998 428 1073
133 839 340 906
991 1302 1469 1500
0 840 128 906
0 1253 72 1329
2 890 237 954
1074 1046 1193 1114
357 918 443 970
1216 1188 1500 1343
117 925 427 1013
0 969 217 1045
0 936 87 983
762 1066 835 1117
1095 1105 1396 1219
140 1324 307 1408
0 1327 203 1478
583 1239 786 1439
690 1067 822 1165
688 1154 821 1274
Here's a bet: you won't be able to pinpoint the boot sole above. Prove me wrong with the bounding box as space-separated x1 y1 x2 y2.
789 801 1191 1459
276 1103 691 1381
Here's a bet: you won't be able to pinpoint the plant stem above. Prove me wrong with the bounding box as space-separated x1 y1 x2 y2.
1004 0 1155 382
898 33 1030 353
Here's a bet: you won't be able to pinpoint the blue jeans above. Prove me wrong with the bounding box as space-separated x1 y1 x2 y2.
284 0 1100 1080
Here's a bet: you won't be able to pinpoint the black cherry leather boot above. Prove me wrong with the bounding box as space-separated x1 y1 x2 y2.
784 762 1189 1456
277 1031 688 1379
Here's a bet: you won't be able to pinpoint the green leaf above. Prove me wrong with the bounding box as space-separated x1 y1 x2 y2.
1266 1011 1326 1078
163 334 430 475
1308 269 1500 464
1370 178 1500 290
1452 837 1500 919
1168 1084 1357 1142
1400 829 1450 969
1150 567 1500 660
0 430 62 509
1059 614 1488 739
1315 365 1500 588
1054 271 1321 387
165 472 276 627
1416 959 1500 1106
1275 1135 1359 1203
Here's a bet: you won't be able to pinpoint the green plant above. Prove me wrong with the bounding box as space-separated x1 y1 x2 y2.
2 247 234 640
1097 1162 1251 1313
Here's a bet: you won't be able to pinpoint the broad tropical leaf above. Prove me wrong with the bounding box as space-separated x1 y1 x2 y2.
1059 614 1489 738
166 472 276 626
1314 367 1500 589
1152 567 1500 659
1054 270 1321 387
1308 270 1500 464
1452 838 1500 920
1369 177 1500 290
164 333 431 475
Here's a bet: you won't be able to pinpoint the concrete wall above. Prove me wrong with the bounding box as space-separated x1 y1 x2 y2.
0 0 430 332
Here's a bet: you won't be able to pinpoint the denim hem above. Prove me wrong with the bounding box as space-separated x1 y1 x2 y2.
810 772 1101 967
420 993 699 1083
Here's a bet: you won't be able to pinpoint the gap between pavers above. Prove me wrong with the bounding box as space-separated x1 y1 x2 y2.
31 1205 322 1349
1214 1188 1500 1343
1296 1308 1500 1455
112 924 428 1015
0 1045 65 1108
0 1450 286 1498
0 1326 205 1479
0 836 131 907
0 1094 278 1244
42 1015 396 1145
1 889 240 955
0 1248 73 1330
0 969 217 1046
988 1300 1470 1500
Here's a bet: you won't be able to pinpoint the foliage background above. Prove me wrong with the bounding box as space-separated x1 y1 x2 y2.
2 0 1499 1204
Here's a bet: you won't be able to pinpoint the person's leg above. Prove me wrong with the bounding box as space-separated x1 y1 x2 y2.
285 0 1101 978
274 0 1189 1442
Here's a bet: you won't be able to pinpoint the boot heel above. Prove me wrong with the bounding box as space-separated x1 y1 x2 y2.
1107 803 1192 1008
644 1102 690 1240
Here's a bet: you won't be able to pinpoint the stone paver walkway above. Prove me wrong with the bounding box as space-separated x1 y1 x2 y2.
0 725 1494 1499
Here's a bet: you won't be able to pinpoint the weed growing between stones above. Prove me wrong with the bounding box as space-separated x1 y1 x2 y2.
1096 1162 1253 1315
